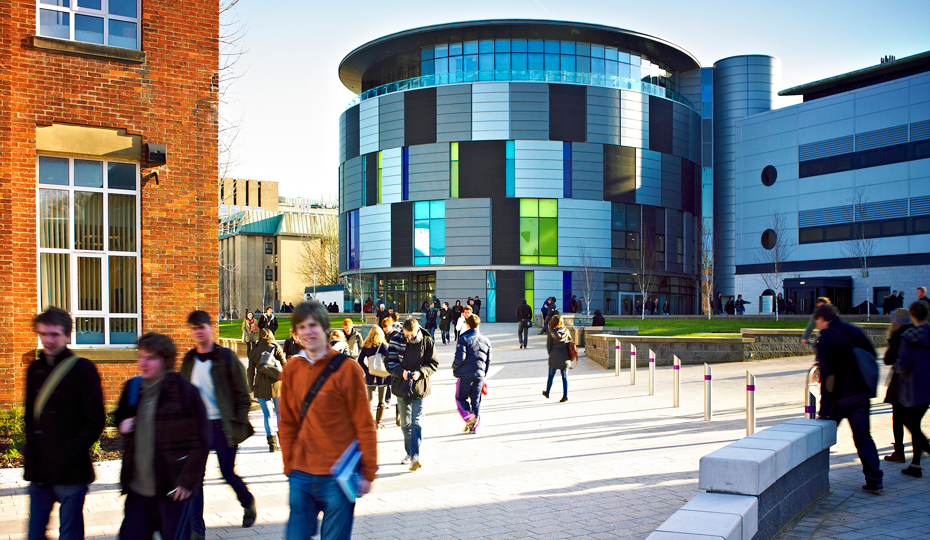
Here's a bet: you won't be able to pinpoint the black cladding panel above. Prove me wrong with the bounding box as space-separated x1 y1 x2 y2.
404 88 437 146
345 104 360 160
459 140 507 199
648 96 673 155
391 202 413 267
549 84 586 142
491 198 520 265
494 270 526 323
603 145 636 203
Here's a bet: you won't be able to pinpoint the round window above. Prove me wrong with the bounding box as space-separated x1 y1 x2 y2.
761 229 777 250
761 165 777 187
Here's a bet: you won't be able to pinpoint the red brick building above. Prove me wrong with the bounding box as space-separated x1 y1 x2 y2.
0 0 219 406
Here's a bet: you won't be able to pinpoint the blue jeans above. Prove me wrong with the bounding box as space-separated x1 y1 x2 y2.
518 324 529 347
191 421 254 535
286 471 354 540
441 330 450 345
396 395 425 459
426 327 436 340
28 483 87 540
259 397 279 437
546 368 568 398
455 378 483 424
119 492 193 540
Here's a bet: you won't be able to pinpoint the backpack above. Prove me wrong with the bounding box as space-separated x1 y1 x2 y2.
853 347 879 398
258 344 282 382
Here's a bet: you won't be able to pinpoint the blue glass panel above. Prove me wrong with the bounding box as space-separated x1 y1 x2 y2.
430 219 444 257
415 256 429 266
505 140 515 159
561 55 575 72
108 19 137 49
487 288 496 323
606 59 618 77
630 54 641 66
39 156 70 185
478 40 494 53
512 53 527 71
702 86 713 102
464 54 478 72
591 45 605 59
703 102 713 117
592 58 605 75
74 159 103 188
78 0 101 8
414 219 430 258
430 199 444 219
486 270 496 289
701 67 713 85
107 162 136 190
544 40 559 53
108 0 137 17
464 41 479 54
618 50 631 63
563 142 572 198
576 56 590 72
495 53 510 70
528 53 544 71
421 60 435 76
449 42 463 56
560 41 575 55
506 160 515 197
630 65 641 80
434 44 448 58
429 256 445 265
512 39 527 53
434 57 449 73
39 10 69 39
544 54 559 71
495 39 510 53
450 56 464 72
527 40 544 53
576 43 590 56
618 62 630 79
479 54 494 71
414 201 429 219
421 48 434 61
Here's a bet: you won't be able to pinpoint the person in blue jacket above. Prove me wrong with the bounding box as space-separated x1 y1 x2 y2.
452 314 492 434
895 301 930 478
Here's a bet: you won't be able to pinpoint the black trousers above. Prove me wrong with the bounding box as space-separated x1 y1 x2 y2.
901 401 930 465
830 394 883 487
120 492 193 540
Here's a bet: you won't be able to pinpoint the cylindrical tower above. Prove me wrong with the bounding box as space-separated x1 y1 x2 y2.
337 20 704 320
712 55 780 295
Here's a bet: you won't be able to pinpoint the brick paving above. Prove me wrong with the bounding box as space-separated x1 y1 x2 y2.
0 322 925 540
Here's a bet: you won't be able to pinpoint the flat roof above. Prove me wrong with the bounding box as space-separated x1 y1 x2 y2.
339 19 701 94
779 50 930 101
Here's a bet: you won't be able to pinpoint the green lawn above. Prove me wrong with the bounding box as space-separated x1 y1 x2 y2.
603 319 809 336
219 317 364 341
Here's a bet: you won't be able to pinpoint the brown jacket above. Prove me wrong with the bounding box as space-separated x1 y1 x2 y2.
279 346 377 482
248 338 287 399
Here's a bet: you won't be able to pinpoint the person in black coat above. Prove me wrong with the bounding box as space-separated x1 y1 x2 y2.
882 308 914 463
115 333 210 540
814 304 883 493
515 299 533 349
26 308 106 540
592 309 606 327
258 307 278 335
438 302 453 345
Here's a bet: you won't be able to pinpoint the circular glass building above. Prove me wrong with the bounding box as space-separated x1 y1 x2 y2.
337 20 705 320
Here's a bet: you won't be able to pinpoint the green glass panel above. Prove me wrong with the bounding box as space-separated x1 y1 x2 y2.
520 255 537 265
524 289 534 312
450 162 459 198
520 198 538 217
414 201 429 219
539 256 558 265
539 198 558 217
519 217 538 256
450 142 459 161
430 199 444 218
539 218 558 256
524 271 534 289
505 140 515 159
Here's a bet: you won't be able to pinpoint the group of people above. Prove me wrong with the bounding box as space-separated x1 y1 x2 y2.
635 297 670 316
883 290 910 314
714 293 757 316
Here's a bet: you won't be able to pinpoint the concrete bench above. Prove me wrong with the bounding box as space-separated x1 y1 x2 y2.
647 419 836 540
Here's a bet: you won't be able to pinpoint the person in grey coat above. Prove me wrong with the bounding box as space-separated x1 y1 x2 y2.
544 314 573 402
895 301 930 477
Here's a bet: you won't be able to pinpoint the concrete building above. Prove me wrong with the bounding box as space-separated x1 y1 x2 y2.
219 177 279 214
0 0 218 405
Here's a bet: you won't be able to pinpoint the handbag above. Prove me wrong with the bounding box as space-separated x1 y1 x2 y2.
568 341 579 367
853 347 879 398
368 351 390 378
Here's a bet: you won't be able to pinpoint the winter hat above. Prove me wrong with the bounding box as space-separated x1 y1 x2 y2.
890 307 911 326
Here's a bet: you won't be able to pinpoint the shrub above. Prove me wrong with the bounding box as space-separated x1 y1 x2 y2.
0 407 26 460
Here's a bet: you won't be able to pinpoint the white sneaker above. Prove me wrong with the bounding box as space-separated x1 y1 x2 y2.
401 455 411 465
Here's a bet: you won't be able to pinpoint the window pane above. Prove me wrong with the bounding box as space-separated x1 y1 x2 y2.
561 55 575 72
464 54 478 72
478 54 493 71
74 191 104 250
41 0 70 5
605 47 619 61
434 57 448 73
520 198 538 217
108 20 137 49
512 53 527 71
539 256 558 265
108 0 137 18
430 219 444 257
434 44 447 58
528 53 543 71
495 53 510 71
414 220 430 258
429 199 444 219
512 40 527 53
539 199 558 217
414 201 429 220
520 255 537 265
39 10 70 39
539 218 558 256
421 60 434 76
108 162 136 190
109 256 136 313
591 45 605 59
77 257 102 311
544 54 559 71
39 156 70 185
576 56 590 73
74 159 103 187
40 253 70 311
463 41 478 55
75 14 104 44
519 217 538 256
109 194 136 251
524 271 534 290
78 0 100 8
39 189 70 249
76 317 105 344
110 318 137 344
592 58 605 75
478 40 494 53
448 42 462 56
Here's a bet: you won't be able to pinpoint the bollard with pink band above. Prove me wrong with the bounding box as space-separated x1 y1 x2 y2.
630 344 637 385
615 339 621 377
673 355 681 407
648 349 656 396
704 363 712 421
746 371 756 435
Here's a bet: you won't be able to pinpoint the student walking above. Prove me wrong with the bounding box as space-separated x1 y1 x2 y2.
342 319 362 358
516 299 532 349
284 327 302 359
455 305 473 341
438 302 453 345
543 314 573 403
424 304 438 340
387 318 439 471
882 308 914 463
242 312 259 353
357 326 391 428
453 314 491 433
115 333 210 540
25 307 105 540
180 311 257 536
258 307 278 335
279 301 377 540
248 328 287 452
895 301 930 478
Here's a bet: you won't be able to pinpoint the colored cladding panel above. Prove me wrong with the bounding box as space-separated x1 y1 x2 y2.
533 270 562 314
510 83 548 140
558 199 611 267
459 140 506 198
445 198 491 265
404 88 437 146
450 142 459 197
680 158 697 214
549 84 586 142
648 96 674 156
402 147 410 201
506 140 515 197
365 153 378 206
380 148 403 204
345 104 360 160
563 142 572 198
636 149 662 207
603 145 636 203
472 82 510 140
408 143 450 202
359 98 380 155
347 210 360 270
661 153 682 211
563 271 572 312
359 204 391 270
379 93 404 150
620 89 649 149
586 86 620 145
437 84 472 143
513 140 563 199
491 198 520 265
391 202 413 267
494 270 525 322
342 156 363 212
571 142 603 201
338 212 347 274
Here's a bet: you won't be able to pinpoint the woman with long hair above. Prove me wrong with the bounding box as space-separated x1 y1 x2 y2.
544 314 573 402
357 326 391 428
329 329 348 354
882 307 914 462
247 328 286 451
241 311 258 353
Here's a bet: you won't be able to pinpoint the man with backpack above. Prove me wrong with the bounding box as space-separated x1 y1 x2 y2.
180 311 257 537
248 328 287 452
115 333 210 540
258 306 278 335
814 304 883 494
279 301 377 540
25 307 105 540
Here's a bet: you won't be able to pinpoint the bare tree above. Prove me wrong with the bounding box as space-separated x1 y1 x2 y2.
216 0 249 197
633 232 660 321
572 243 602 315
218 254 241 319
294 216 340 294
842 188 877 321
695 218 715 320
756 211 795 321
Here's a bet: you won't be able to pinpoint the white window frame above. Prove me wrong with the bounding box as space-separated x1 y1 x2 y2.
36 155 142 348
35 0 142 50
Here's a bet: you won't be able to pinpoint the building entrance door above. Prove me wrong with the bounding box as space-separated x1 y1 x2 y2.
620 292 643 315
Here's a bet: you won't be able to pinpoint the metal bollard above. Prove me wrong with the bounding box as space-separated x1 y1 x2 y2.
673 355 681 407
630 344 637 385
704 364 712 421
806 390 817 419
746 372 756 435
648 349 656 396
615 340 621 377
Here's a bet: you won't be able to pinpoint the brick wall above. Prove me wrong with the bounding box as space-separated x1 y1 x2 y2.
0 1 219 407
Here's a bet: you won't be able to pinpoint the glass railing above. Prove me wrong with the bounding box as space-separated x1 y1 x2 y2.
346 70 695 111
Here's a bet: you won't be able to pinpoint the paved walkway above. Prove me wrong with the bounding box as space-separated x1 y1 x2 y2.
0 322 926 540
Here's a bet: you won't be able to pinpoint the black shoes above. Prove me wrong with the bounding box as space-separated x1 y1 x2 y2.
861 483 884 495
542 391 549 399
243 499 257 527
560 396 569 403
902 465 923 478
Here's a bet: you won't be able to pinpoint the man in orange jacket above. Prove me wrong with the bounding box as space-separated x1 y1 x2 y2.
279 301 377 540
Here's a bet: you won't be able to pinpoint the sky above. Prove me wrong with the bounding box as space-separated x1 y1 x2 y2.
221 0 930 200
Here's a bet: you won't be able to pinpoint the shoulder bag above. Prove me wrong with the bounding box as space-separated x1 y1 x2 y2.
367 350 390 378
297 353 351 431
33 356 79 422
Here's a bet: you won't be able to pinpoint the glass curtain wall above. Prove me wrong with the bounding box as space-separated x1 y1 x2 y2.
519 199 558 265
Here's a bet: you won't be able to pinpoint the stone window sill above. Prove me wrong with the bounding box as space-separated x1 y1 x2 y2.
32 35 145 64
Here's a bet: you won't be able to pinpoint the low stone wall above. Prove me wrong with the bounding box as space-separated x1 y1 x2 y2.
585 334 753 369
648 419 837 540
741 322 888 361
569 326 638 348
533 313 593 327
